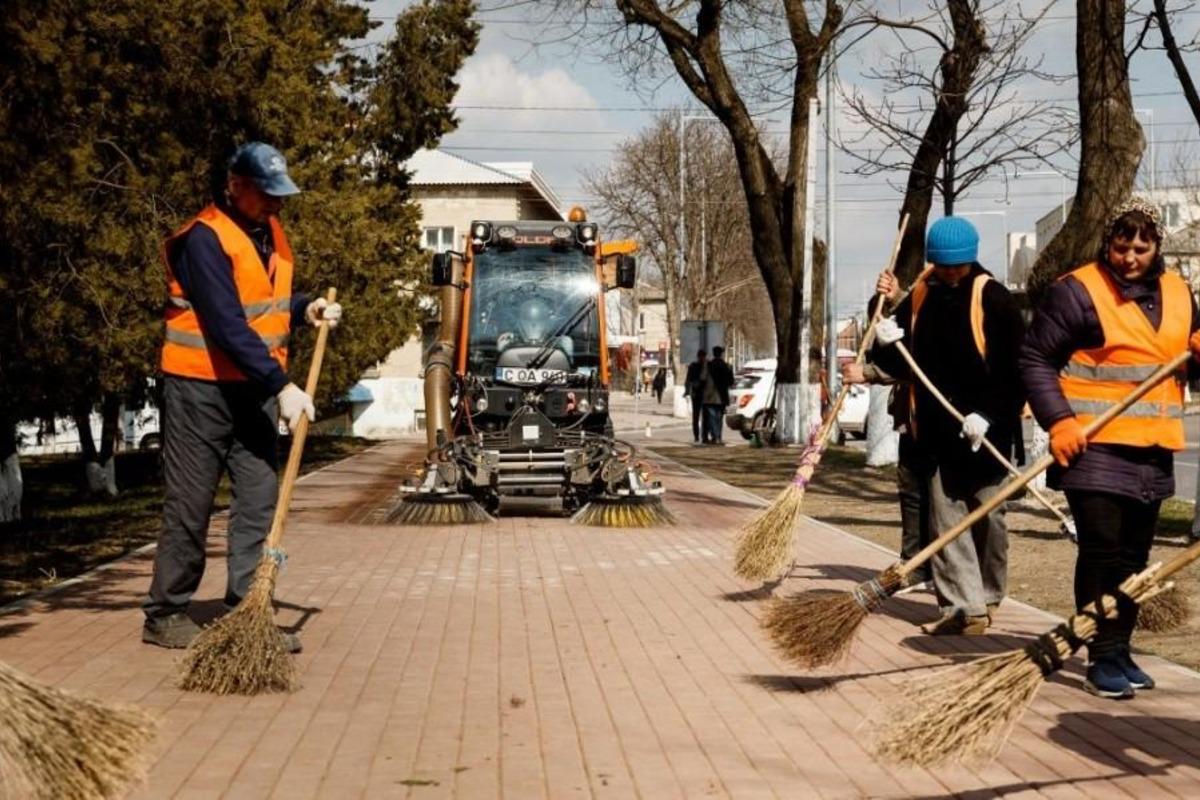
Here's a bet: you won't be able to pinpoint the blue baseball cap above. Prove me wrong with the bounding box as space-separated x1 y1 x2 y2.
925 216 979 266
229 142 300 197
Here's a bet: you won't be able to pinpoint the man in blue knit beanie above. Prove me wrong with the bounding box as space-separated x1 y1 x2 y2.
843 216 1026 635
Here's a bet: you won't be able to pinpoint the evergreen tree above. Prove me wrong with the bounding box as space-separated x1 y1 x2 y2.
0 0 478 489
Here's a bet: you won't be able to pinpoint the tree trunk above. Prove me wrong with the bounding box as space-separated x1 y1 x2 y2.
75 395 120 497
865 385 898 466
1028 0 1142 300
892 0 987 282
0 419 19 523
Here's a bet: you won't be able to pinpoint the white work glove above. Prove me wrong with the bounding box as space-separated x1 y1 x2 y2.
960 412 990 452
874 316 904 346
277 383 316 432
305 298 342 329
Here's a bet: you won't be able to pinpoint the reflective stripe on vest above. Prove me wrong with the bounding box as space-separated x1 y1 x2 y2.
906 266 992 435
1058 262 1189 451
160 205 294 382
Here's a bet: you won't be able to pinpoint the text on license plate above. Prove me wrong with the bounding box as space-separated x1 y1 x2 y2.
495 367 568 385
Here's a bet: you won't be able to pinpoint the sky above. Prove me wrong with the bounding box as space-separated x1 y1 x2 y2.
365 1 1200 316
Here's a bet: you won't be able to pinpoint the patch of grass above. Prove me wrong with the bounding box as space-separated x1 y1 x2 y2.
0 436 374 606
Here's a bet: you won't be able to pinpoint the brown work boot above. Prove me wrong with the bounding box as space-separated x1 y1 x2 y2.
142 612 202 649
920 612 989 636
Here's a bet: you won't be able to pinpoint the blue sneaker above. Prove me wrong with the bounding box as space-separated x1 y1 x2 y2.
1115 648 1155 690
1085 658 1135 699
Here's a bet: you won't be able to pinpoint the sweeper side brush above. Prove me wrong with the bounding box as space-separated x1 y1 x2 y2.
387 492 493 526
0 660 156 799
571 492 674 528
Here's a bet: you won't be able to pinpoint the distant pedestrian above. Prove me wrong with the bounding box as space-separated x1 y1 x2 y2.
652 368 667 404
685 350 707 444
703 346 735 445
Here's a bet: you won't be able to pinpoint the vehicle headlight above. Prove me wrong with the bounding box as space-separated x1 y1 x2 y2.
594 398 606 412
475 396 489 412
578 398 592 414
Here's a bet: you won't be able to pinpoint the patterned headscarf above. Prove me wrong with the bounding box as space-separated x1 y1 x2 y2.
1103 195 1165 246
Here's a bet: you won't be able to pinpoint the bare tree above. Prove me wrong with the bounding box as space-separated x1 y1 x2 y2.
1028 0 1144 297
840 0 1075 281
550 0 859 437
584 113 772 376
1149 1 1200 131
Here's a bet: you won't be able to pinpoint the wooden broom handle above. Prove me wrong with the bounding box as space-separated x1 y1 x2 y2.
810 214 910 446
264 287 337 551
892 340 1071 528
898 349 1191 577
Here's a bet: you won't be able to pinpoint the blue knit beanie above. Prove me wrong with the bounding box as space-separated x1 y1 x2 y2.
926 217 979 266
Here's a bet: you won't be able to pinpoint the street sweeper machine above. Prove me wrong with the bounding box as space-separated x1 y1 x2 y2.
390 210 672 527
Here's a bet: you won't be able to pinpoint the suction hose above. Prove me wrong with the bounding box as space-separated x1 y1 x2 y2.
424 253 464 455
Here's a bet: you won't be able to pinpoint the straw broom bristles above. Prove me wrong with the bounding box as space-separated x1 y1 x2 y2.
177 559 296 695
733 436 822 581
1137 582 1191 633
875 570 1161 767
761 565 903 667
0 660 156 799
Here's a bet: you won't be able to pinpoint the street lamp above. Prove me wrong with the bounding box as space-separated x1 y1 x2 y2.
957 210 1009 284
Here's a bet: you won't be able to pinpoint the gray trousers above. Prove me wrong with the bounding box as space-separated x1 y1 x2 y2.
929 466 1008 618
144 376 279 620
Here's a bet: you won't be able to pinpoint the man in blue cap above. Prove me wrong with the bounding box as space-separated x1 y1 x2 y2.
843 216 1025 635
143 142 342 649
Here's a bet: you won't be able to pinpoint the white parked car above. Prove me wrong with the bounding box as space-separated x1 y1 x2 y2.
725 355 869 442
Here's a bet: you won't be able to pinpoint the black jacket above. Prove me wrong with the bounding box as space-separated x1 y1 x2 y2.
707 358 734 406
871 264 1026 478
684 361 705 399
1020 261 1199 502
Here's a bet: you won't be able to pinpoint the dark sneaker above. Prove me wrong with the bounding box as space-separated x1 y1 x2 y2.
1085 658 1136 699
920 612 989 636
1116 648 1155 690
142 612 201 649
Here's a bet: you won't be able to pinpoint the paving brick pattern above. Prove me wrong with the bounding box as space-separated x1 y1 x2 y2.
3 440 1200 798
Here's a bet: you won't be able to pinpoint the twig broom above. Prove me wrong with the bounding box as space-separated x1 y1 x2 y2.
733 214 910 582
874 539 1200 767
0 660 156 798
762 351 1191 669
892 339 1190 632
179 287 337 695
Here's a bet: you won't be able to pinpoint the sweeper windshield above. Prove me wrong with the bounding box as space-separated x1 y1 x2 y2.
466 247 602 382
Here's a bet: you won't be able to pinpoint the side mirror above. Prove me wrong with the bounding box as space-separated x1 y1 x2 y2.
616 254 636 289
431 252 453 287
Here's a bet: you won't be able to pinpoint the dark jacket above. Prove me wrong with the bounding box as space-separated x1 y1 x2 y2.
170 200 309 394
684 361 705 399
871 264 1026 479
706 357 735 406
1019 261 1199 502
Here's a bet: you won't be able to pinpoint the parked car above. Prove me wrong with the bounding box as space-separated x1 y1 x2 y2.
725 357 869 442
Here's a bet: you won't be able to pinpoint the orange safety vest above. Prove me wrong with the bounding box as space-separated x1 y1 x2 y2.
905 266 991 433
1058 262 1188 451
160 204 294 382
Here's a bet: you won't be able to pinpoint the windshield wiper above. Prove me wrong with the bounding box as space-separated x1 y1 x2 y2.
528 296 595 370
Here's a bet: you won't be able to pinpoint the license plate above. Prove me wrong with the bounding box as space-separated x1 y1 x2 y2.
495 367 568 385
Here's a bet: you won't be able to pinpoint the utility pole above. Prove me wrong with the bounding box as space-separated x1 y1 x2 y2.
824 55 838 402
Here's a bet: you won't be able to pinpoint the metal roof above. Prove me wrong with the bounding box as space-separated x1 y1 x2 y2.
406 149 523 186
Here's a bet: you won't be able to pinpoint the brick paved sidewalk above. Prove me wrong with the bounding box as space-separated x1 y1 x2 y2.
3 441 1200 798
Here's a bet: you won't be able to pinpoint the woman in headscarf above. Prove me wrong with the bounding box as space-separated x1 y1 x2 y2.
1020 198 1200 699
